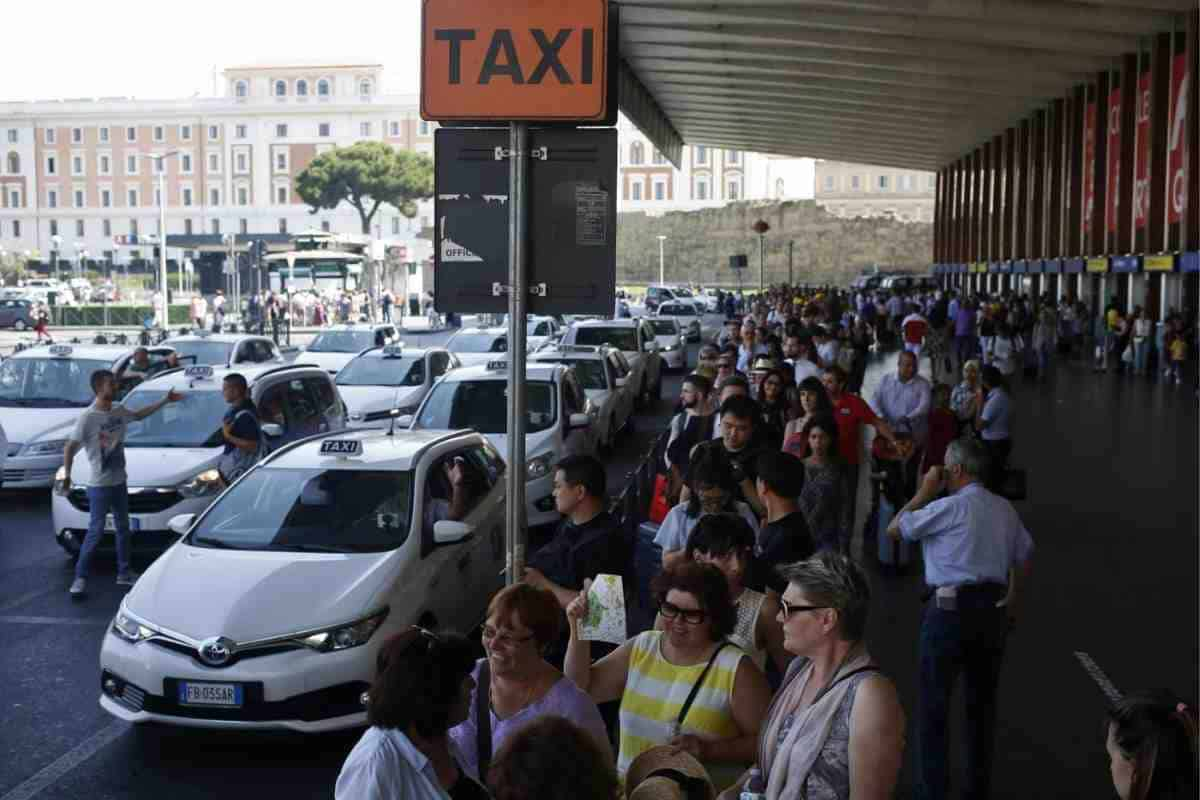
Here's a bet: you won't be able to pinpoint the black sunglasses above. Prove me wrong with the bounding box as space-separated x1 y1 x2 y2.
779 597 831 619
659 601 707 625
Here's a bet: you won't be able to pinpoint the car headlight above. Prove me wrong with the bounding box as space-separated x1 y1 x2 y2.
177 468 222 498
526 453 554 482
53 466 69 495
297 609 389 653
662 344 676 352
20 439 68 457
112 604 156 644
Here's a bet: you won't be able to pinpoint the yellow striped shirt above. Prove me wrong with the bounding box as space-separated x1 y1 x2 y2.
618 631 747 786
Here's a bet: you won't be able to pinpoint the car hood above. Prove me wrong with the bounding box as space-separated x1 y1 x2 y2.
71 445 218 486
127 544 397 642
298 351 357 373
0 407 86 446
483 428 555 462
340 385 424 417
455 352 499 367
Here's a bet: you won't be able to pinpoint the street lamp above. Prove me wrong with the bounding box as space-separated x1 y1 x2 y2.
656 235 667 285
752 219 771 294
140 150 181 331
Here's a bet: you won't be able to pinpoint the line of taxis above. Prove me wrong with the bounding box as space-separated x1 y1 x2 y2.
1 319 665 731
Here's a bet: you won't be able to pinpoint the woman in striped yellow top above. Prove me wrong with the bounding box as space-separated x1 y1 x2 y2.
565 562 772 789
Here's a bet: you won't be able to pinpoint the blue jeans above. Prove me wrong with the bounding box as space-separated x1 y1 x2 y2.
76 483 131 580
1133 340 1150 374
918 588 1009 800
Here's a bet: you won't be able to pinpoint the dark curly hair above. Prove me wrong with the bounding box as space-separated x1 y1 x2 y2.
650 561 737 640
488 716 617 800
366 627 476 737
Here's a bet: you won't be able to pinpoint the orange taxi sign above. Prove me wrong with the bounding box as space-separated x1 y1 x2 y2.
421 0 611 122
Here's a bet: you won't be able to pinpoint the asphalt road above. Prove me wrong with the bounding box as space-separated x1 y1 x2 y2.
0 324 1195 800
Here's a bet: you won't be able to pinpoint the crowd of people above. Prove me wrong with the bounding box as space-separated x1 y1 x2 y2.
332 283 1196 800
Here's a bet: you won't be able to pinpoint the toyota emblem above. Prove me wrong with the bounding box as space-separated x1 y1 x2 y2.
198 636 236 666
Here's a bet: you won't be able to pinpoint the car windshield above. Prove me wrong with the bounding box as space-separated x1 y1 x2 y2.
448 333 506 353
306 330 377 353
416 380 556 434
674 288 695 298
664 305 696 316
649 320 679 335
124 389 227 447
573 327 638 351
168 340 236 366
337 356 424 387
540 359 606 390
0 358 109 407
188 468 414 553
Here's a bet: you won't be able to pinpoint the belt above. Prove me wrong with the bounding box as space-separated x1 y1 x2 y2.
924 582 1008 610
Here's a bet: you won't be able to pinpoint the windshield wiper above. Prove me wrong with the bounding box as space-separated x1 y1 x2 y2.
268 543 349 553
189 536 246 550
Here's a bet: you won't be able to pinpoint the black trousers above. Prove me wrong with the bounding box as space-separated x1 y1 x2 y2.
982 438 1012 493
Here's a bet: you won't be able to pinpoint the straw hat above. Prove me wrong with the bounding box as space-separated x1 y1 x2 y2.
625 746 715 800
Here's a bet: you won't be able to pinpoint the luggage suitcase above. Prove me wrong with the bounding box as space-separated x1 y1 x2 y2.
876 492 912 574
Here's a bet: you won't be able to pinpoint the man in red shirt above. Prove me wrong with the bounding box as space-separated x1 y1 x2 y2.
820 364 898 534
902 305 930 361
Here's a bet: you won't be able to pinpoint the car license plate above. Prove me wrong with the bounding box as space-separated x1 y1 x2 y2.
178 681 243 708
103 515 141 532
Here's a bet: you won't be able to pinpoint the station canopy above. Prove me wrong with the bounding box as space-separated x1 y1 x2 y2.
617 0 1196 170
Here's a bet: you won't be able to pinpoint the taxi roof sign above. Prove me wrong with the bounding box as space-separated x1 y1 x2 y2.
320 439 363 457
48 345 73 357
382 344 405 357
486 360 509 371
185 365 214 379
421 0 613 123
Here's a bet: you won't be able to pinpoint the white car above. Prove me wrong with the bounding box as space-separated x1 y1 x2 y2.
97 428 508 732
409 360 594 527
164 332 285 368
337 345 459 429
0 344 176 488
445 326 514 367
655 301 702 342
668 286 708 316
644 317 689 371
526 316 564 351
298 324 399 374
560 319 664 411
530 344 635 453
50 363 347 557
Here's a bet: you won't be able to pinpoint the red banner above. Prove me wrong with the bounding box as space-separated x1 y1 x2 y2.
1106 87 1122 234
1133 72 1151 229
1083 101 1097 237
1168 52 1189 225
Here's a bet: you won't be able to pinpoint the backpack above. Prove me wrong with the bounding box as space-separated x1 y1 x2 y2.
217 408 267 483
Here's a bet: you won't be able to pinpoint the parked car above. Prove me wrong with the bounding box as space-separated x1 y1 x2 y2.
530 343 635 452
337 345 459 428
559 318 664 410
654 301 702 343
0 298 35 330
298 324 400 374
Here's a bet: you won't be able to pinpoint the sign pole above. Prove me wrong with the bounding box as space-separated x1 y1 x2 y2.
505 121 529 587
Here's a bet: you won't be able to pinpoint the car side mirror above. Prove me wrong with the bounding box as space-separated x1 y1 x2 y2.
262 423 283 438
643 341 657 353
568 412 591 430
168 513 196 536
434 520 474 545
397 414 414 428
614 377 627 388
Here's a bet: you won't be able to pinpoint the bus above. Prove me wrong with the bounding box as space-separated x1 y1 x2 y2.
263 230 368 294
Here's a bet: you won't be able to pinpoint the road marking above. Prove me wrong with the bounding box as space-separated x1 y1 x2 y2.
1074 651 1123 703
0 616 108 626
0 587 55 615
0 720 126 800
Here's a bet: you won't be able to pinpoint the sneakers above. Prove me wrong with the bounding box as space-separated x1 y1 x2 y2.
116 571 141 587
69 578 86 598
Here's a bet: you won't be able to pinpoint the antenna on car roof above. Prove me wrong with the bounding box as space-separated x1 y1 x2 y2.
388 407 400 437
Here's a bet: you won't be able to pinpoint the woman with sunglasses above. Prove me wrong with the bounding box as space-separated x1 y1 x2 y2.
566 562 773 791
450 584 612 783
337 627 487 800
721 552 905 800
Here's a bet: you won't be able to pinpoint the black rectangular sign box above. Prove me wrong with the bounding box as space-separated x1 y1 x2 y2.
729 254 748 269
434 127 616 315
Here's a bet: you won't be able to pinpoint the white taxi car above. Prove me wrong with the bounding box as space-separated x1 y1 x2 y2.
655 301 703 342
164 331 285 368
298 324 399 374
560 319 664 411
51 362 345 556
0 344 175 488
530 344 634 453
98 428 507 731
644 317 689 371
445 326 513 367
337 345 459 428
408 360 593 527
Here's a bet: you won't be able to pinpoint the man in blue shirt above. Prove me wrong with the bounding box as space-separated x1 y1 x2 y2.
218 373 262 485
887 437 1034 800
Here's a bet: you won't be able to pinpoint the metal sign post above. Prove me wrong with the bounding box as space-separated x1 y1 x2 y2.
505 121 530 586
285 252 296 346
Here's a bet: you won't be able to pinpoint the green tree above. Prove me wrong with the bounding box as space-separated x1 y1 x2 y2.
295 142 434 234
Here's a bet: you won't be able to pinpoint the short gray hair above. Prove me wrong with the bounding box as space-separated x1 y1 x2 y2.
778 551 872 641
944 437 989 479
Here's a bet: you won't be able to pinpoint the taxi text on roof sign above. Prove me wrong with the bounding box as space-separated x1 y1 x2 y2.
185 366 214 380
421 0 611 122
486 360 509 371
320 440 363 457
382 344 405 357
49 345 73 357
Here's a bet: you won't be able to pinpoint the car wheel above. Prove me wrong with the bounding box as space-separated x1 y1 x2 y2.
13 320 26 331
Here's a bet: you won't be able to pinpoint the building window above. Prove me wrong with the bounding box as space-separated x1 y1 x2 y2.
236 124 247 139
278 218 288 234
275 152 287 171
182 188 193 206
153 125 164 142
235 80 248 98
419 121 431 136
775 178 786 198
128 189 138 207
276 186 287 204
48 220 61 238
390 121 400 136
877 174 889 190
850 175 861 190
654 181 666 201
126 126 137 142
237 186 248 205
98 127 109 143
101 189 111 208
44 128 56 145
6 152 18 173
236 153 248 172
211 219 220 235
154 157 165 175
926 174 936 190
276 124 287 138
274 80 287 97
130 219 139 236
239 218 248 234
181 125 192 141
181 154 192 173
630 142 644 165
102 219 111 237
695 146 708 165
10 190 20 208
823 175 835 191
360 121 371 137
319 123 331 137
727 181 740 201
47 189 57 208
46 156 57 175
7 129 17 144
76 219 85 237
631 182 642 201
71 127 83 144
695 178 709 201
208 124 219 140
726 149 740 166
296 79 308 96
652 149 666 165
74 189 84 208
126 155 138 174
99 155 111 175
321 220 331 232
11 220 19 237
359 80 371 96
184 219 193 235
208 153 219 172
210 188 220 206
317 79 330 97
72 156 83 175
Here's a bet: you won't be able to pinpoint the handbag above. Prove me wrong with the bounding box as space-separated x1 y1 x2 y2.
648 473 672 524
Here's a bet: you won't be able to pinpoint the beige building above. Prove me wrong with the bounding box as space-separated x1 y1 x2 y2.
814 160 936 223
